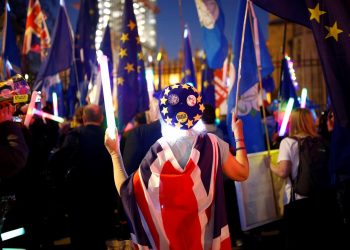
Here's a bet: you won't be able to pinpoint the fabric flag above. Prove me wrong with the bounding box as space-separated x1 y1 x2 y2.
251 0 350 128
194 0 228 69
227 0 274 153
200 54 215 108
116 0 150 131
181 25 197 88
22 0 50 61
279 58 299 106
34 2 74 87
74 0 99 82
2 2 21 75
42 74 65 117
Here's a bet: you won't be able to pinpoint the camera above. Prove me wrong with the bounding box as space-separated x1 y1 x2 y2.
0 74 31 106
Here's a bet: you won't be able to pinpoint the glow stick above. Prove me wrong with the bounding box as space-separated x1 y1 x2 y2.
279 98 294 136
24 91 38 128
1 227 25 241
300 88 307 108
52 92 58 116
98 54 116 139
33 109 64 123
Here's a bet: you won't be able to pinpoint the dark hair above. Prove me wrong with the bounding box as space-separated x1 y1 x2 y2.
201 104 216 124
83 104 102 123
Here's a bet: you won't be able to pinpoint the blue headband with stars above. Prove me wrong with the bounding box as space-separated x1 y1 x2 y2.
158 83 205 130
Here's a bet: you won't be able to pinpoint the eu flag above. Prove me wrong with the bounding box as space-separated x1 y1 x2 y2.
227 0 274 153
251 0 350 128
35 3 73 87
74 0 99 82
181 25 197 88
194 0 228 69
2 2 21 75
200 54 215 108
116 0 149 131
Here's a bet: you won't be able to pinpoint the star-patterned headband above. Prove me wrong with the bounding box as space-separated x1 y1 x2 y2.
159 83 205 130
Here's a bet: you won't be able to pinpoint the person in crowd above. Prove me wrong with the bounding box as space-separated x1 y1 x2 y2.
105 83 249 249
0 104 28 246
201 103 224 139
58 104 118 249
268 108 340 250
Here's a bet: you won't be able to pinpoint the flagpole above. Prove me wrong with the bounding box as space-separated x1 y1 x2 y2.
234 0 249 115
248 1 271 155
0 1 8 80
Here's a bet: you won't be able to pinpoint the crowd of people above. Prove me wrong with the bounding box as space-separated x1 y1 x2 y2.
0 83 349 250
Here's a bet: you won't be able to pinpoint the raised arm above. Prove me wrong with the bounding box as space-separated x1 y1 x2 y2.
104 129 127 194
222 112 249 181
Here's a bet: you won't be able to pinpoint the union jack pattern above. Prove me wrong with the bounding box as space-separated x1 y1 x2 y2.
121 133 231 250
22 0 50 60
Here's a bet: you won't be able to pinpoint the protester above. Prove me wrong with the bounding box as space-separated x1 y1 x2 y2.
105 83 249 249
268 108 340 250
202 103 224 139
56 104 118 249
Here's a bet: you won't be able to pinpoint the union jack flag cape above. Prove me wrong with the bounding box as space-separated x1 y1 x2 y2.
120 133 232 250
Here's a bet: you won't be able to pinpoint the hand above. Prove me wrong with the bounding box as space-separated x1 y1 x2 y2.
104 128 120 156
0 105 15 124
231 112 243 138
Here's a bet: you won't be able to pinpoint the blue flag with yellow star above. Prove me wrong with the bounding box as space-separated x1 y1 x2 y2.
181 25 197 88
252 0 350 128
200 55 215 108
116 0 149 131
227 0 274 153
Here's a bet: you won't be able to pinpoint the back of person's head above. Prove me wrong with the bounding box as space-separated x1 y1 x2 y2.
83 104 103 125
289 108 318 137
201 104 216 125
134 112 147 126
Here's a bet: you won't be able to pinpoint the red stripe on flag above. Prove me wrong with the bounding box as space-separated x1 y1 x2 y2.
133 171 160 249
160 160 202 249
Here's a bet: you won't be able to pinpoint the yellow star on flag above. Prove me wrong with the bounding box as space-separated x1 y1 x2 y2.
186 119 193 128
165 116 172 125
137 52 144 60
171 84 180 89
160 96 167 105
197 95 202 103
325 22 343 41
117 77 124 86
175 121 183 129
182 84 190 89
201 64 206 70
137 66 141 73
199 103 205 112
164 88 171 95
308 3 326 23
185 69 191 76
203 81 209 88
136 36 141 44
124 63 135 73
194 114 201 121
128 20 136 31
161 107 168 116
121 33 129 43
119 48 127 58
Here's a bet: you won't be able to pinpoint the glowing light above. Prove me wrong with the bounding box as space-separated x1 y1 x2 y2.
300 88 307 108
52 92 58 116
184 28 188 38
145 68 154 91
24 74 29 80
279 98 294 136
98 54 116 139
24 91 38 128
33 109 64 123
285 55 299 89
157 52 162 61
1 227 25 241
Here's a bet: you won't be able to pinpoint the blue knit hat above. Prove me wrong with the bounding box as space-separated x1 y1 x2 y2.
158 83 205 130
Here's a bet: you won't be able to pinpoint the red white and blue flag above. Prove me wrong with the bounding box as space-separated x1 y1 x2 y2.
121 133 231 250
22 0 50 60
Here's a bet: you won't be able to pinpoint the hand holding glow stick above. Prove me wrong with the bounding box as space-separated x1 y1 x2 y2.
24 91 38 128
98 54 117 139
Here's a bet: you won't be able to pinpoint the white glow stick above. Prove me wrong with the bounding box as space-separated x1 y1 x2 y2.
98 54 116 139
52 92 58 116
1 227 25 241
279 98 294 136
300 88 307 108
33 109 64 123
24 91 38 128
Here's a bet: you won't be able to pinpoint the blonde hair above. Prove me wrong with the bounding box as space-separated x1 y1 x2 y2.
289 108 318 137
